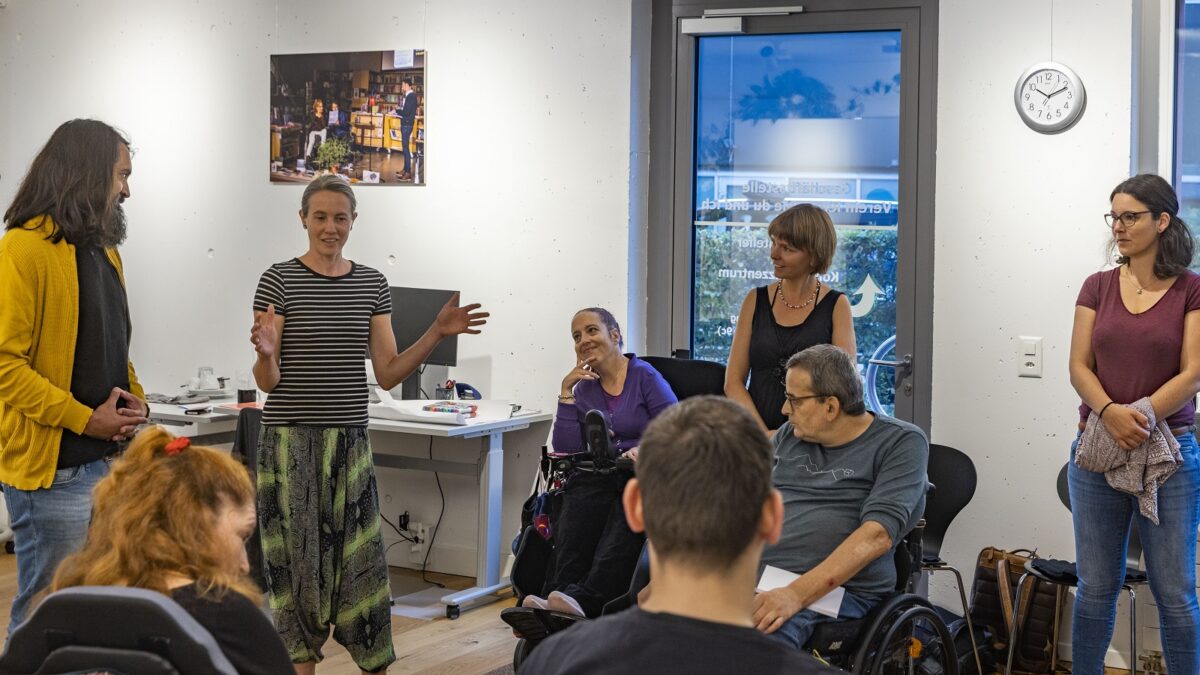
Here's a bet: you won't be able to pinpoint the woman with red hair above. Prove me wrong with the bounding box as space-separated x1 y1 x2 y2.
46 427 292 675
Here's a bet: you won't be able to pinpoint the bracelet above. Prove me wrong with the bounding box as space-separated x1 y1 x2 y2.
1098 401 1116 418
558 395 575 403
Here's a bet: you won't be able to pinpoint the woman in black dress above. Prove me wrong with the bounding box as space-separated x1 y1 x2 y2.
724 203 856 433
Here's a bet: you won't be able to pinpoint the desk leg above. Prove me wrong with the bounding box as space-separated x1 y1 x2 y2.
440 430 509 618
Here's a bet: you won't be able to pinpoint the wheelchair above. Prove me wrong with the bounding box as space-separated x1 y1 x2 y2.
0 586 238 674
501 409 639 669
798 518 959 674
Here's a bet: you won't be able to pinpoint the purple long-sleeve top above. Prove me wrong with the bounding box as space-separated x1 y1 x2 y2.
551 354 678 455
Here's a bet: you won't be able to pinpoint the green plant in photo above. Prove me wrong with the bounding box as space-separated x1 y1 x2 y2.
315 137 350 170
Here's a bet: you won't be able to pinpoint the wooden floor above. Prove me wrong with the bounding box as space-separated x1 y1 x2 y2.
0 554 518 674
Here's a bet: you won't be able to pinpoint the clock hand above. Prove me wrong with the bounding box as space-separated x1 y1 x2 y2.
1034 87 1051 99
1047 86 1069 99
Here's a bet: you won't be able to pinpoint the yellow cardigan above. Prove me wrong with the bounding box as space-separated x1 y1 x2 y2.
0 215 143 489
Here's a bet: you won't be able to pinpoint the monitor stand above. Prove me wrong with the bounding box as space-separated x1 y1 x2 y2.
400 364 449 400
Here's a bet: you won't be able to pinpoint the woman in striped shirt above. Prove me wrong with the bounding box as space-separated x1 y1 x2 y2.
249 175 487 674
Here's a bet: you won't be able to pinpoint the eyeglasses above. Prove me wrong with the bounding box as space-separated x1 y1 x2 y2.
784 392 828 411
1104 211 1151 228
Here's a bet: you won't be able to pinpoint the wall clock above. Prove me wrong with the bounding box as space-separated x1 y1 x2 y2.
1014 61 1086 134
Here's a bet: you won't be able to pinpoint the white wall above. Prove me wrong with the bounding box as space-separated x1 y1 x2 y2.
0 0 636 576
932 0 1136 665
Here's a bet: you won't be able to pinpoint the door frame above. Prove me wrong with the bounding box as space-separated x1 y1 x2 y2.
645 0 938 429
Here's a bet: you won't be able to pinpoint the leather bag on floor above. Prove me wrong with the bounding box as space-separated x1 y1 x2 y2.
968 547 1065 674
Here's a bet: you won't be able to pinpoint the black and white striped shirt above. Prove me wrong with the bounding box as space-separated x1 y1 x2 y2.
253 258 391 426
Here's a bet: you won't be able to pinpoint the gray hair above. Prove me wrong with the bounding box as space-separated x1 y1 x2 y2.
785 344 865 416
300 175 357 217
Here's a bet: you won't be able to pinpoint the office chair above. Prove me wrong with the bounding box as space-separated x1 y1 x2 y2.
230 407 267 591
0 586 237 675
922 443 983 674
639 356 726 400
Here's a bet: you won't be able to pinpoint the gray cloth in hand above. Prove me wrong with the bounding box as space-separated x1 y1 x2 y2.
1076 396 1181 525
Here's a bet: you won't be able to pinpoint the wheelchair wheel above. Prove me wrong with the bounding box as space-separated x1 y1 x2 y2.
513 638 533 670
856 602 958 675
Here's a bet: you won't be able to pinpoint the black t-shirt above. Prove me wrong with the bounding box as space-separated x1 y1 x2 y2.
170 584 293 675
518 607 833 674
58 245 131 468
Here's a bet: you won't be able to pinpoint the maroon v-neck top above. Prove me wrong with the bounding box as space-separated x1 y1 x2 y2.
1077 267 1200 427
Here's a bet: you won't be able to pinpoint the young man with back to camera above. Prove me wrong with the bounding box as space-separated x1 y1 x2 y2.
519 396 833 674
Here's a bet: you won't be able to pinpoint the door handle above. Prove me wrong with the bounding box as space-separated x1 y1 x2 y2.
868 353 913 378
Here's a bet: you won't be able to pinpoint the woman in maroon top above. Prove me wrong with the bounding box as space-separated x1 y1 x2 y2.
1068 174 1200 674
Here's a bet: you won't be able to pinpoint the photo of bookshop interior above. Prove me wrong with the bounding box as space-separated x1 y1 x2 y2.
270 49 425 185
7 0 1200 673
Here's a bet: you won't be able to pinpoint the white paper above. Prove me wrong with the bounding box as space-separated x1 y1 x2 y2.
370 389 514 426
756 565 845 619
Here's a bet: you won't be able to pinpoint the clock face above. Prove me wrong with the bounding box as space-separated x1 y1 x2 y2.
1014 62 1086 134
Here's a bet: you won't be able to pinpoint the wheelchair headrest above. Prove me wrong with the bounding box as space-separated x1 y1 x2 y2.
0 586 238 675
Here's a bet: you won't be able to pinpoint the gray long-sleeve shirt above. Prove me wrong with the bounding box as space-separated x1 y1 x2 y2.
761 414 928 598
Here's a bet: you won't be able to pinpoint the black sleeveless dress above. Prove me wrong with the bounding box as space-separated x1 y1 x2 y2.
747 284 843 429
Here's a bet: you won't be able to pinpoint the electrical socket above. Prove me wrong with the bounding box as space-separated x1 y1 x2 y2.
409 522 429 560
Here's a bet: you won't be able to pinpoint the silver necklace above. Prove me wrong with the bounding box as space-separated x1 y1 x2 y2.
777 279 821 310
1124 266 1146 295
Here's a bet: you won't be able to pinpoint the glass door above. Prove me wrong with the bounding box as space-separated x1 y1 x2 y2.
667 5 934 425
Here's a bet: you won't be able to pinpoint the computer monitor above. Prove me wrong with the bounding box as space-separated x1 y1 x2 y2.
389 286 458 399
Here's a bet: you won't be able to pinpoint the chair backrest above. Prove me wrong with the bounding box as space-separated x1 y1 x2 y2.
230 407 263 472
0 586 238 675
231 407 267 591
639 356 726 401
922 444 977 561
1057 462 1144 572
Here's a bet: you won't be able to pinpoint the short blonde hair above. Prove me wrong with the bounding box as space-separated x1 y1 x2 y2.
766 203 837 275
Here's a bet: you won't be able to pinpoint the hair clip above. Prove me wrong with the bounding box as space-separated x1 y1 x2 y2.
163 437 190 456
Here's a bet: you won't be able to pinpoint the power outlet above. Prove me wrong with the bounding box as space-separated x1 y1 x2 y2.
409 522 430 561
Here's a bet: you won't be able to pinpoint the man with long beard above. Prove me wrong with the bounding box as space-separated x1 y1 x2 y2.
0 119 149 633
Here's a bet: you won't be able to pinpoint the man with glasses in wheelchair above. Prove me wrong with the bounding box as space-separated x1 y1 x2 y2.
756 344 928 654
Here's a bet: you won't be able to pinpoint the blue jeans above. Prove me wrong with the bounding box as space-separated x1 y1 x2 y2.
401 122 414 174
2 458 109 635
767 588 878 649
1069 432 1200 674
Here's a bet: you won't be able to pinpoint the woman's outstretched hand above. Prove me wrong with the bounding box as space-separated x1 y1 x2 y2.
434 292 489 337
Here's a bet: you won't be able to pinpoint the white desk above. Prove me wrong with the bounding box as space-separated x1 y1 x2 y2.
147 402 238 444
148 402 552 619
367 412 552 618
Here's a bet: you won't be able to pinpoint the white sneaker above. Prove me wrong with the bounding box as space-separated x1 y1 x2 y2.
521 594 550 610
547 591 585 617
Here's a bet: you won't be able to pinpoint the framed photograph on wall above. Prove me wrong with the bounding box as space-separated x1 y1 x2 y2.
269 49 426 186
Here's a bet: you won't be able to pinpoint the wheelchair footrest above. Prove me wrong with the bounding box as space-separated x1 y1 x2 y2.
500 607 587 642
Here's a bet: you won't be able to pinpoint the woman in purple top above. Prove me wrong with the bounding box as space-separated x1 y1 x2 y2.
522 307 677 618
1068 174 1200 674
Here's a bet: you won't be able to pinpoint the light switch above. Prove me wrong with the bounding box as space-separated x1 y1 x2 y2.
1018 336 1042 378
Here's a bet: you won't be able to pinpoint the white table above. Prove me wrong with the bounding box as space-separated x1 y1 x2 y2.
367 412 552 618
148 401 552 618
147 402 238 444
